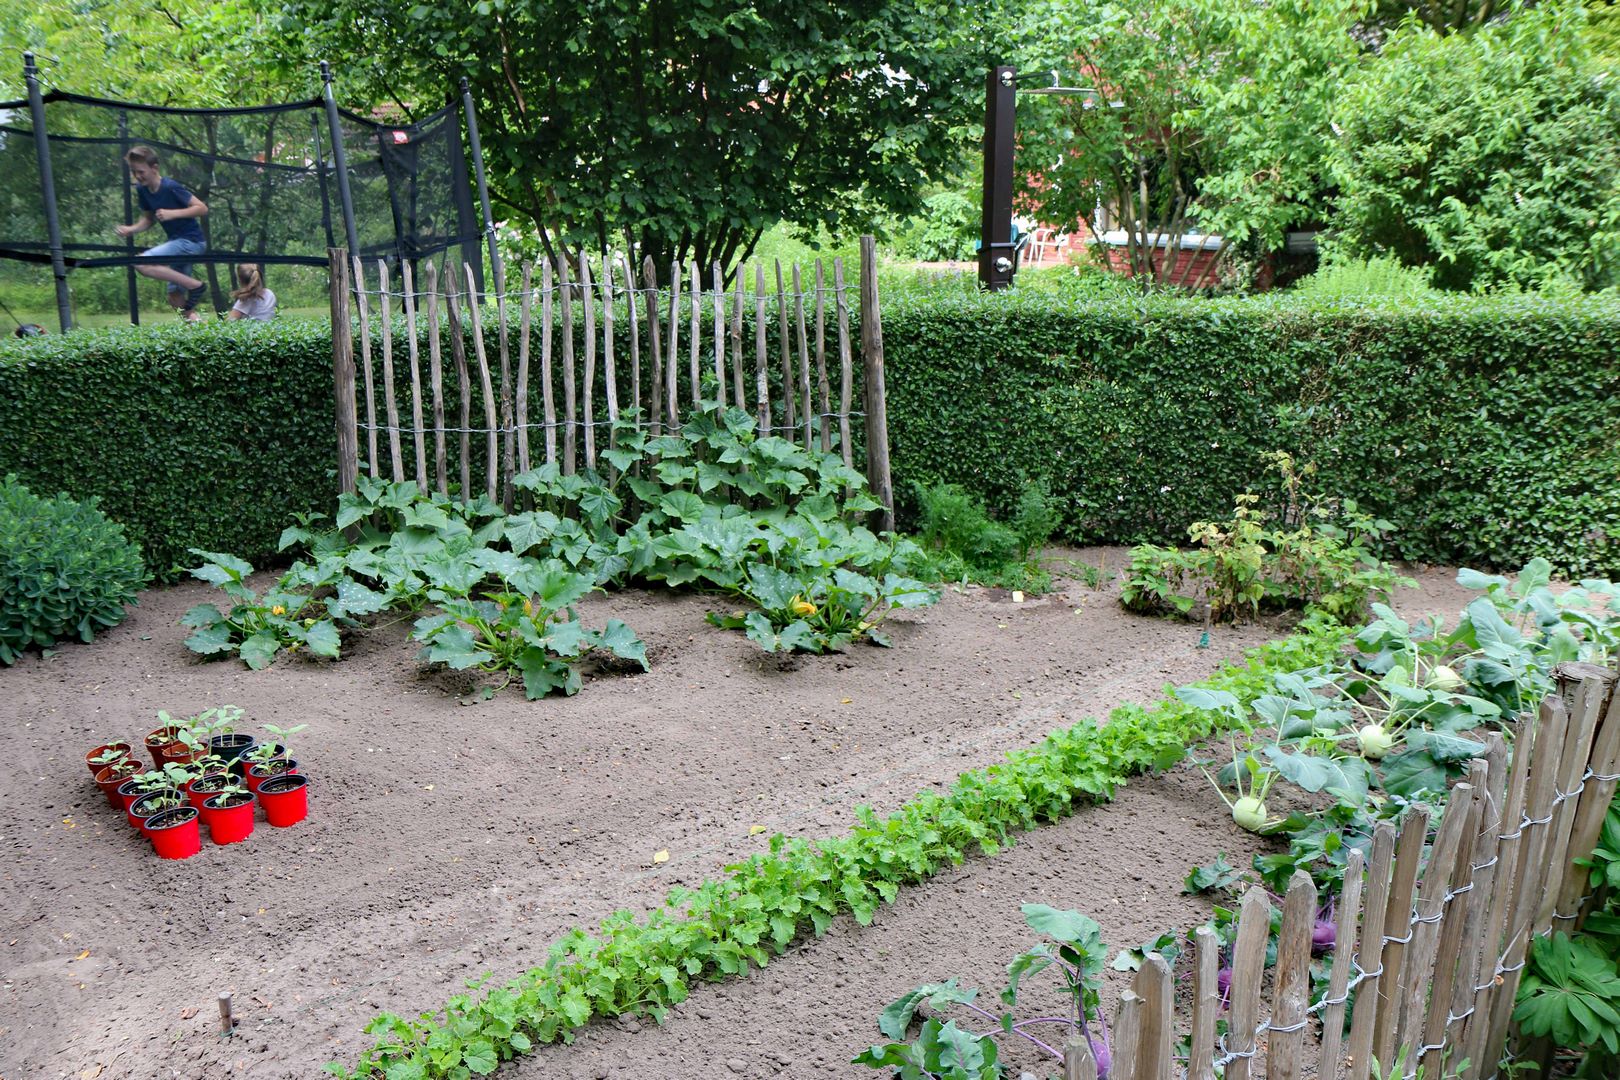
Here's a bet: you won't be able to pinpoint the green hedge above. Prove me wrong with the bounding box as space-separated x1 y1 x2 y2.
0 321 336 579
5 291 1619 580
882 291 1620 575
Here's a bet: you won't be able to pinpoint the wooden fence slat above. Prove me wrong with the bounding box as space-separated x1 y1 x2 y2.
1461 718 1536 1076
1226 886 1271 1080
1556 671 1620 922
859 236 894 532
1064 1035 1098 1080
1112 990 1142 1080
1345 822 1398 1080
643 256 663 437
492 262 515 508
623 254 642 434
402 261 428 490
776 259 795 435
729 275 746 411
793 263 812 450
1371 804 1431 1072
377 259 405 482
1451 736 1509 1078
560 257 578 474
1132 954 1173 1080
754 262 769 433
443 263 472 498
540 260 557 467
815 259 830 452
424 261 448 494
1189 924 1220 1080
352 256 379 477
689 261 702 406
602 258 619 431
1319 847 1366 1080
516 262 533 474
1420 765 1490 1080
463 263 500 502
1271 871 1318 1080
1539 665 1616 932
833 256 853 469
712 263 726 406
1482 697 1569 1071
328 250 358 495
580 253 597 471
1394 787 1475 1064
666 258 680 430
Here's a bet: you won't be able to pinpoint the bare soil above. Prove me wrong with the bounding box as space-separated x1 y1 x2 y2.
0 550 1477 1080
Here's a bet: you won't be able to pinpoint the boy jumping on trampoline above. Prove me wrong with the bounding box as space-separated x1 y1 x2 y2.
113 145 210 321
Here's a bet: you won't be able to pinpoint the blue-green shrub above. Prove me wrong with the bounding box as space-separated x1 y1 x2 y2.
1 475 147 663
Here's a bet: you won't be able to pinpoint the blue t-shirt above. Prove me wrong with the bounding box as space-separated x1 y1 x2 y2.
137 177 206 244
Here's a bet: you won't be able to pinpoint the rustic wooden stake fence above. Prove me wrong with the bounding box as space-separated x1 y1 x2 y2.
1056 660 1620 1080
327 238 894 531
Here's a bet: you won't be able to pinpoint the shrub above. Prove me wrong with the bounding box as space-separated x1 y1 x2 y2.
910 479 1054 591
881 288 1620 576
0 474 147 664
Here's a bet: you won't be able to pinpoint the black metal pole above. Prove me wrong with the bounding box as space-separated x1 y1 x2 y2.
321 61 362 264
460 77 502 293
118 109 140 325
311 113 336 250
25 52 73 331
979 66 1017 292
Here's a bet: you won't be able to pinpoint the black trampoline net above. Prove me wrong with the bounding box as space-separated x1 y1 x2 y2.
0 91 480 278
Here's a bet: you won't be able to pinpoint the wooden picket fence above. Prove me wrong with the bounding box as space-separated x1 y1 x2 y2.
1065 660 1620 1080
326 236 894 529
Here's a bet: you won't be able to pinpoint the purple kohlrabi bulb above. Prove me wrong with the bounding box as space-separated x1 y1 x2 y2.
1312 897 1337 956
1090 1011 1112 1080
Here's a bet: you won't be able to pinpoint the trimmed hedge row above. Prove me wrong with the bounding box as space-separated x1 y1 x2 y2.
881 291 1620 575
4 291 1619 579
0 321 336 579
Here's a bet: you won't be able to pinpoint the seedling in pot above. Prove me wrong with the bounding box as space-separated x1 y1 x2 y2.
243 723 306 767
85 741 132 776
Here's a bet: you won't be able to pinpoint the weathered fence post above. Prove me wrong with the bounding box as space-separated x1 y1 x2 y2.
329 248 358 495
858 235 894 533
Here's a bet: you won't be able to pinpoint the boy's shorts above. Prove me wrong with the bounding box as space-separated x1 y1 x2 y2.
141 237 207 293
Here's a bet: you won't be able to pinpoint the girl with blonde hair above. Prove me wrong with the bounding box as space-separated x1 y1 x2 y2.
226 264 277 322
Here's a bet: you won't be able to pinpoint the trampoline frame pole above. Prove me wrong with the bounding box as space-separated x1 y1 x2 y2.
321 61 362 264
24 52 73 332
460 77 503 293
119 109 139 325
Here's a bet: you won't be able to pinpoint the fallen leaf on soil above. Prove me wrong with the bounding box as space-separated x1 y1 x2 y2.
73 949 90 961
253 995 271 1008
180 1007 198 1020
79 1065 102 1079
748 825 767 836
62 817 76 828
840 698 852 704
256 908 266 915
652 850 669 864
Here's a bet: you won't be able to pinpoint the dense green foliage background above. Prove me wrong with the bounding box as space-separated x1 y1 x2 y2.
881 290 1620 575
5 291 1619 580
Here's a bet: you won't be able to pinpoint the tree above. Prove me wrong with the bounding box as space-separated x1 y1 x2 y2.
1013 0 1366 286
264 0 998 274
1328 2 1620 292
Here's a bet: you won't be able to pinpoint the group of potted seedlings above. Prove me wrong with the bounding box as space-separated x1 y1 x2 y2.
84 706 309 859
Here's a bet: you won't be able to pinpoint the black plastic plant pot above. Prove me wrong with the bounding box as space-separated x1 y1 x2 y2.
210 734 258 770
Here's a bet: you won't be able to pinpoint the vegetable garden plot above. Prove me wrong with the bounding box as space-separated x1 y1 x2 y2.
0 549 1303 1080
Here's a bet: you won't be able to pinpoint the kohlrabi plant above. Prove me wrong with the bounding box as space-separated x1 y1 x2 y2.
855 904 1114 1079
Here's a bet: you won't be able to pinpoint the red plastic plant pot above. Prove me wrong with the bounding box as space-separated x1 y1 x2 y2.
128 791 181 836
95 761 145 809
246 758 299 795
146 807 201 860
85 742 133 778
201 792 255 845
186 773 232 811
256 774 308 828
158 741 210 768
144 728 181 765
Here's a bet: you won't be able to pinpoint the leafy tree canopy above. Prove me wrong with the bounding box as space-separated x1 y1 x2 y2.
1329 1 1620 292
254 0 1000 273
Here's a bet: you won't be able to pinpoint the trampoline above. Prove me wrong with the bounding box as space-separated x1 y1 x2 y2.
1 57 492 329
